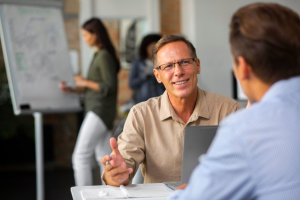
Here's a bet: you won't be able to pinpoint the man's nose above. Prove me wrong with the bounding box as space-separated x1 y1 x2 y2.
173 62 184 75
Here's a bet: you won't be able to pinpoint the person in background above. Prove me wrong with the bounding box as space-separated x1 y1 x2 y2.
60 18 120 186
129 34 165 104
168 3 300 199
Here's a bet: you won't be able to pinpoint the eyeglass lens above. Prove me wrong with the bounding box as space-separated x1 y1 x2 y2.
160 58 195 71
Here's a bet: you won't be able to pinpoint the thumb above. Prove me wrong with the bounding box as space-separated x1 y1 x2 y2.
110 137 121 156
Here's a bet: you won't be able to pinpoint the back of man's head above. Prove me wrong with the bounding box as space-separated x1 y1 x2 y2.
230 3 300 84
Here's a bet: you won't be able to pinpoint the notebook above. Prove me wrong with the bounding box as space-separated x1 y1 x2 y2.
81 184 172 199
163 126 218 190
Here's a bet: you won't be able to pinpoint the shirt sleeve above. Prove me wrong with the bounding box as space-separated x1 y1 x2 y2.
168 119 255 200
96 51 118 97
117 105 146 180
129 60 146 90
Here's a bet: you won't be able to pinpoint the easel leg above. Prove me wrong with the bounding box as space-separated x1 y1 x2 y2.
34 112 44 200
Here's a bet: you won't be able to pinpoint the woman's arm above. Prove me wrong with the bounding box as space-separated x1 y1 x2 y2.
60 81 85 94
74 75 100 92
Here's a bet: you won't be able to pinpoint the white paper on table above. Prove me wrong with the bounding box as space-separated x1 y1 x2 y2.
81 184 172 199
81 186 126 199
126 184 172 198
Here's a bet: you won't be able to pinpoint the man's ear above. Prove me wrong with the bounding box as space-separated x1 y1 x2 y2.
196 58 200 74
235 56 252 81
153 69 162 83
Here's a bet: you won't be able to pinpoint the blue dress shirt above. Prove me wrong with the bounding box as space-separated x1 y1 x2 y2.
168 76 300 200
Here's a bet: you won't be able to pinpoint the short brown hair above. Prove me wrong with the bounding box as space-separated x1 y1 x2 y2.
230 3 300 84
152 34 197 67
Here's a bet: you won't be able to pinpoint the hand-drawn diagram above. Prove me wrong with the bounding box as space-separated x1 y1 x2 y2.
0 3 80 114
9 17 42 50
2 5 73 101
9 16 60 83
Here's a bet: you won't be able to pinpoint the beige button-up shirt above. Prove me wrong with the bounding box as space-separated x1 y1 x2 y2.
118 87 240 183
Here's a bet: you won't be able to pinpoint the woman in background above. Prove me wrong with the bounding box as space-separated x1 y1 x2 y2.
61 18 119 186
129 34 165 104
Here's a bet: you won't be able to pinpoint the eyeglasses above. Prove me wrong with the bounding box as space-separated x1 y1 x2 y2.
155 58 197 73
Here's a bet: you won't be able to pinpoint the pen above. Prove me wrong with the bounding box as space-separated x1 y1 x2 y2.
119 185 129 198
105 153 112 165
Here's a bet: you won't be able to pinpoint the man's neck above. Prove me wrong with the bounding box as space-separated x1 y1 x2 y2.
168 89 198 124
249 79 272 103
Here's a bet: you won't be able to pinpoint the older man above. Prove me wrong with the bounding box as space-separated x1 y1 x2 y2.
101 35 240 186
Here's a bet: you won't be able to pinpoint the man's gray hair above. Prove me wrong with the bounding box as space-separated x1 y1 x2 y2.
152 34 197 67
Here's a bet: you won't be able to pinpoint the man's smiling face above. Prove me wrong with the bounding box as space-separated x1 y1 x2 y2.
154 41 200 101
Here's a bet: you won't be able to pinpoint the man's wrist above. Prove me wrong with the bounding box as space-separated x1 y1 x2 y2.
123 176 131 186
101 172 108 185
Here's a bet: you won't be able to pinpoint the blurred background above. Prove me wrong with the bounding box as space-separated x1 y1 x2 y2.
1 0 299 199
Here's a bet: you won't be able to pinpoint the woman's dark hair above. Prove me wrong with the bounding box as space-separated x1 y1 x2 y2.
139 34 162 60
230 3 300 84
82 18 120 73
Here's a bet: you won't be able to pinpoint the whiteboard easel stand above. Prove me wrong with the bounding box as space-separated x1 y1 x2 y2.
34 112 44 200
0 1 81 200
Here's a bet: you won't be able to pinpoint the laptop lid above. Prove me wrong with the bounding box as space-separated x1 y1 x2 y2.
181 126 218 184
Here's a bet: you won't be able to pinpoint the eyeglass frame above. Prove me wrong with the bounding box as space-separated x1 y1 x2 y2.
155 57 197 71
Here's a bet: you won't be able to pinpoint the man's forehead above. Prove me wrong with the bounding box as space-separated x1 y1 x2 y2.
157 41 191 63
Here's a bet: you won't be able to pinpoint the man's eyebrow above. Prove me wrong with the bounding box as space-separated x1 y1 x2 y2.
161 58 188 64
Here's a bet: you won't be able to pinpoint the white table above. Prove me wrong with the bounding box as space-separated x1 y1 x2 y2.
71 183 173 200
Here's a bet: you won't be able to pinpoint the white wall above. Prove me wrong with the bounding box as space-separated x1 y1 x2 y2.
181 0 197 45
182 0 300 98
79 0 160 77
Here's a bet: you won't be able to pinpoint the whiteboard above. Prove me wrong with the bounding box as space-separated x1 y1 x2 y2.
0 0 81 115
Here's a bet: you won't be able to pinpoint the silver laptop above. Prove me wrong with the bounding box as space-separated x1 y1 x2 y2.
164 126 218 190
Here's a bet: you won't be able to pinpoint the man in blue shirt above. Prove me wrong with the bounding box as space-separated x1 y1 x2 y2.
169 3 300 200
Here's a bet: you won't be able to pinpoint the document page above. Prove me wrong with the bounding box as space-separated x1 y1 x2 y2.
126 184 172 198
81 186 125 199
81 184 172 199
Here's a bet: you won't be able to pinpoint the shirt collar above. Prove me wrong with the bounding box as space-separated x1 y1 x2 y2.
159 87 210 121
261 76 300 102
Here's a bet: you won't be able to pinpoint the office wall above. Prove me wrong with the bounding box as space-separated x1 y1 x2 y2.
182 0 300 98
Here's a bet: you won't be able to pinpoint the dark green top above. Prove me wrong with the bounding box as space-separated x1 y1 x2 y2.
85 48 118 130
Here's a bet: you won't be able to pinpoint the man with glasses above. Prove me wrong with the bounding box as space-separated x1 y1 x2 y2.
101 34 240 186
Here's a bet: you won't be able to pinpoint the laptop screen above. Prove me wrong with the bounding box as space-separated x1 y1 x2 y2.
181 126 218 184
